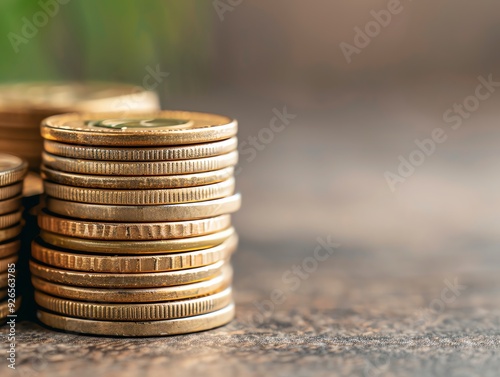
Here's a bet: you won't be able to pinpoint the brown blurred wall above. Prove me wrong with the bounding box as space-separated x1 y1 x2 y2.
212 0 500 96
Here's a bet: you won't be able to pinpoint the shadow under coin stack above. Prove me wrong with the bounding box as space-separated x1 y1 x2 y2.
0 82 160 170
32 111 240 336
0 154 28 323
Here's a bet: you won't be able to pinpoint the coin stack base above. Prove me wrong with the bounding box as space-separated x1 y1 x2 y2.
33 111 240 336
0 154 28 323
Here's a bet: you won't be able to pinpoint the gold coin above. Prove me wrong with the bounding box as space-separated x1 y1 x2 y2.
38 212 231 241
41 165 234 189
29 259 226 288
42 150 238 176
46 194 241 222
40 227 235 254
0 196 22 215
38 302 235 336
0 254 17 272
0 154 28 187
31 267 232 302
43 137 238 161
32 235 237 272
0 272 8 287
0 223 22 242
35 287 232 321
43 178 235 205
0 210 23 230
41 111 237 146
0 240 20 258
0 182 22 201
0 297 21 319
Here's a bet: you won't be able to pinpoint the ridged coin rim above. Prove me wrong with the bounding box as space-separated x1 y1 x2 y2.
0 240 21 258
37 303 235 336
0 182 23 201
31 234 237 273
38 212 231 241
0 154 28 187
43 137 237 161
31 267 232 302
34 287 232 321
42 150 238 176
41 165 235 189
39 227 235 254
41 111 237 146
29 259 226 288
43 178 235 205
45 194 241 222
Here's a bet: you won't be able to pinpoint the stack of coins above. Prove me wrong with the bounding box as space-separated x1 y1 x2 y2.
32 111 240 336
0 82 160 170
0 154 28 323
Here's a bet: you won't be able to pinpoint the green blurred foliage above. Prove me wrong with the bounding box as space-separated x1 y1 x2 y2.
0 0 215 95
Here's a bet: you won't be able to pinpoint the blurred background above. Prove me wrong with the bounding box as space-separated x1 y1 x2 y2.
2 0 500 289
4 1 500 375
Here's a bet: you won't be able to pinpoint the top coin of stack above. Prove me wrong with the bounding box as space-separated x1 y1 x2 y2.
0 82 160 169
0 154 28 323
33 111 240 336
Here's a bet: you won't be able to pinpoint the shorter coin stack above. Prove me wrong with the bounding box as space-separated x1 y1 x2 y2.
0 154 28 323
32 111 240 336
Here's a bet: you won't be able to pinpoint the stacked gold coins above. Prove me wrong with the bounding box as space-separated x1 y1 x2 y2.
32 111 240 336
0 154 28 323
0 82 160 170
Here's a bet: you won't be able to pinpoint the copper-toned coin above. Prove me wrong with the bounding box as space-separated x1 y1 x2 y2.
31 267 232 302
0 210 22 229
0 196 22 215
0 182 22 201
41 165 235 189
0 240 20 258
35 287 232 321
0 254 17 272
0 297 21 320
29 259 226 288
42 150 238 176
38 212 231 241
43 137 237 161
0 223 23 243
41 111 237 146
31 235 237 272
0 154 28 187
37 303 235 336
43 178 235 205
0 272 8 288
45 194 241 222
39 227 235 254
